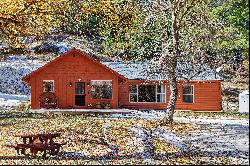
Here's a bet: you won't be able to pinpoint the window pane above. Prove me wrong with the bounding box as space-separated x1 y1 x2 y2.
138 85 156 102
183 85 193 94
129 85 137 93
91 81 112 99
75 82 85 94
43 81 54 92
157 94 165 102
130 94 137 102
157 85 165 93
183 95 193 103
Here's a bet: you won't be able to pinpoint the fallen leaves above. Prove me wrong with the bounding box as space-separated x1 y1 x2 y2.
0 110 241 164
153 139 179 155
175 111 249 120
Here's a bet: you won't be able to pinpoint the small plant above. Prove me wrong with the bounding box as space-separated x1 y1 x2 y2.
101 101 111 109
17 101 31 112
95 102 102 109
87 103 94 108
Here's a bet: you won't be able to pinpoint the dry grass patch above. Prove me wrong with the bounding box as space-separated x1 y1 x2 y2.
0 111 215 165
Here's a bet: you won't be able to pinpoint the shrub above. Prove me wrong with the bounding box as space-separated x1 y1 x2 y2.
17 101 31 112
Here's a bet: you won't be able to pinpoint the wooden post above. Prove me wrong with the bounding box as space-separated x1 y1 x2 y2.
21 138 27 154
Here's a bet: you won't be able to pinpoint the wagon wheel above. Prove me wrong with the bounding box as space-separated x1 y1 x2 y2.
38 92 58 109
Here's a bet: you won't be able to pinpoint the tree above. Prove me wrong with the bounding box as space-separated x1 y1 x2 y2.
0 0 68 50
211 0 249 58
143 0 244 122
158 0 199 122
210 0 249 80
56 0 141 59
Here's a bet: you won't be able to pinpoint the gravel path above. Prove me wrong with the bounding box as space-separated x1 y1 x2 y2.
112 111 249 164
173 117 249 164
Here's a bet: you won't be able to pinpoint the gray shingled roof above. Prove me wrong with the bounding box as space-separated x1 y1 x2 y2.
102 62 222 81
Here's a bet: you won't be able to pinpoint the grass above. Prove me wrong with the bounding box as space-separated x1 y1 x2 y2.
0 110 244 165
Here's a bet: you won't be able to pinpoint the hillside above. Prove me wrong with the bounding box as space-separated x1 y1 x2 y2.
0 55 44 95
0 34 112 93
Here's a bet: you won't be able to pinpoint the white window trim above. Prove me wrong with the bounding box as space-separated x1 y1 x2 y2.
182 85 194 103
90 80 113 100
129 85 138 103
43 80 54 92
156 85 166 103
129 85 166 103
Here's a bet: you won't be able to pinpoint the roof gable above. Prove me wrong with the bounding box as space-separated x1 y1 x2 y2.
22 48 126 83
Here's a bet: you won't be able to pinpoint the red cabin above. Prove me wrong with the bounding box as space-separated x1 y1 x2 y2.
22 48 223 111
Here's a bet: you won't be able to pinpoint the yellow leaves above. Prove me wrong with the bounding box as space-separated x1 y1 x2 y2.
153 139 179 155
0 0 68 46
242 60 249 71
79 0 137 28
166 122 196 133
0 0 139 49
0 112 204 164
0 0 23 15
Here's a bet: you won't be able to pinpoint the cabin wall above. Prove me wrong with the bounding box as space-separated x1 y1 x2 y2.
28 49 222 111
118 80 222 111
30 52 119 109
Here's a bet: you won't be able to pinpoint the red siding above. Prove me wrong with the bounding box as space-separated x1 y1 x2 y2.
118 80 222 111
29 50 120 109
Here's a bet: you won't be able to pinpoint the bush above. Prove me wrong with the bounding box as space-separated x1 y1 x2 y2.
17 101 31 112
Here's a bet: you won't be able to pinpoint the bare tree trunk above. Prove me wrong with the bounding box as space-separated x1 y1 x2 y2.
164 2 180 123
166 72 178 122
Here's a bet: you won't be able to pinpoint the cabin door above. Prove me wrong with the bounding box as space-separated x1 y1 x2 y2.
75 82 85 106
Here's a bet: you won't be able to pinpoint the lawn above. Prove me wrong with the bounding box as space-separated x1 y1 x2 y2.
0 110 248 165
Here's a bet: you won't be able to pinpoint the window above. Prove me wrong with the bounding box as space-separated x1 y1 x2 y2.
91 80 112 99
129 84 166 103
43 80 54 92
183 85 194 103
138 85 156 102
129 85 138 102
75 82 85 95
156 85 166 102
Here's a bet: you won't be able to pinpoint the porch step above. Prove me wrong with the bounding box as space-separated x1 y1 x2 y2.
30 109 134 114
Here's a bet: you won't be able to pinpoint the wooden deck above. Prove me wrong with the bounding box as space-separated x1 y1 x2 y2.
30 109 134 114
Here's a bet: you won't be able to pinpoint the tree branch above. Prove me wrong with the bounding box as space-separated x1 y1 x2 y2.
179 0 196 24
0 16 21 24
15 0 42 16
